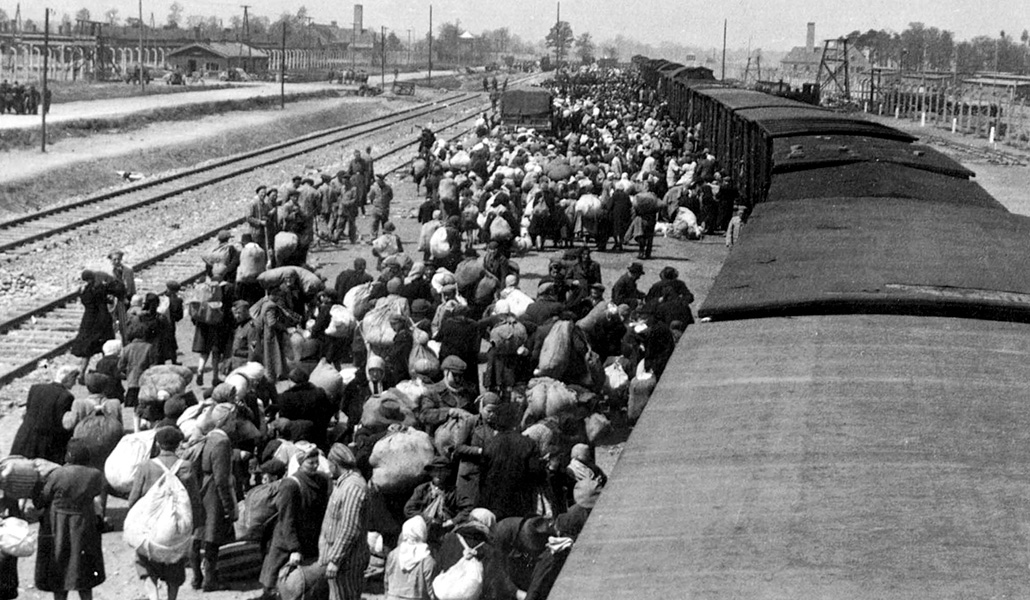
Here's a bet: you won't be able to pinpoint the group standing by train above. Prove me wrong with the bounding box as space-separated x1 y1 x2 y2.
0 65 732 600
0 80 51 116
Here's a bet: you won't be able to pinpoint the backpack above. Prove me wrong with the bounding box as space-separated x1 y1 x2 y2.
188 281 224 325
489 318 527 355
432 534 485 600
104 429 158 496
0 457 39 500
123 458 193 563
537 321 574 378
236 480 281 542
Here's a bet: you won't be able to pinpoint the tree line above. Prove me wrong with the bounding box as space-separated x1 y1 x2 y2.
847 22 1030 74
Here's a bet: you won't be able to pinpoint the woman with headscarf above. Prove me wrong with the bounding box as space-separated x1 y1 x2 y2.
436 508 519 600
35 438 107 600
259 446 329 598
70 270 116 382
11 365 79 464
252 287 302 381
383 516 438 600
93 339 125 401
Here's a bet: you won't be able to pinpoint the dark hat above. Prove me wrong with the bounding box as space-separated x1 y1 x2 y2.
84 372 110 394
424 455 452 473
233 299 251 311
441 355 467 373
81 269 95 281
288 368 309 385
108 249 125 259
155 426 185 449
377 397 405 422
477 392 502 407
518 516 554 553
411 299 433 317
628 262 644 275
217 230 232 242
259 458 288 478
166 280 181 292
354 257 367 269
383 221 396 232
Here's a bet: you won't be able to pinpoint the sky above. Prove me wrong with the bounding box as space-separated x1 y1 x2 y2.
7 0 1028 52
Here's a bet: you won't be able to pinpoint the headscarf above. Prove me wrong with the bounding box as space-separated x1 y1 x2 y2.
468 508 497 532
327 443 356 469
396 516 432 573
102 339 122 357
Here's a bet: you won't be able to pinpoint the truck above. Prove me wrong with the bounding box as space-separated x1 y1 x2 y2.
499 87 554 133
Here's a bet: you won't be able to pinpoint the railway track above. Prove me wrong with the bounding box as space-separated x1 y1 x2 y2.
0 91 478 255
0 97 491 388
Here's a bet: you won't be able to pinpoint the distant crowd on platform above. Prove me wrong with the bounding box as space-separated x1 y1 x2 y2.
0 80 51 116
0 65 744 600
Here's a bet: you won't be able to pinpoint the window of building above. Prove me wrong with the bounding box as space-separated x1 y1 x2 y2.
206 62 220 71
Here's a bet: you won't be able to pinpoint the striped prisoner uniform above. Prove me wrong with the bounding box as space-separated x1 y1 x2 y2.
318 469 370 600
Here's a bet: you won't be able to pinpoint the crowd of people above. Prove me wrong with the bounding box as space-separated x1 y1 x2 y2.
0 80 51 116
0 65 738 600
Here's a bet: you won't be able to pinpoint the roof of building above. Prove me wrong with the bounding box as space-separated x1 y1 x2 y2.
168 42 268 59
963 77 1030 87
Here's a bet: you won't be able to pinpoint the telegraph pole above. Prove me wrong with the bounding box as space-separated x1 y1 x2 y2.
721 19 727 81
138 0 145 91
407 29 412 66
242 5 251 70
555 2 560 67
381 26 386 89
41 7 49 153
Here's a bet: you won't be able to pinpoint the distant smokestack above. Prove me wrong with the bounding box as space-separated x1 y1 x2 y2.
353 4 363 35
806 22 815 55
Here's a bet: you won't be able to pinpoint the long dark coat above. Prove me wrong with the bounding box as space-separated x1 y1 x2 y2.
35 465 106 592
197 430 235 545
10 382 75 464
608 189 633 241
479 431 545 520
70 282 114 358
259 470 329 588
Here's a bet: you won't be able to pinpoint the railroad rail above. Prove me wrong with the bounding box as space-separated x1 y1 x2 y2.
0 106 486 388
0 92 478 254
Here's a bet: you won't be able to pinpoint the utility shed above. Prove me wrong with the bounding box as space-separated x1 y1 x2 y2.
166 42 269 75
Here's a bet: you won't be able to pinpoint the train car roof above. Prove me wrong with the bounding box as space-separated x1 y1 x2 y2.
699 196 1030 321
768 163 1003 209
694 86 811 111
657 61 684 72
734 106 917 141
771 135 976 179
666 66 718 82
549 314 1030 599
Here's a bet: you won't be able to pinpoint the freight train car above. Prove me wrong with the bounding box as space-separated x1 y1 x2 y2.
548 57 1030 599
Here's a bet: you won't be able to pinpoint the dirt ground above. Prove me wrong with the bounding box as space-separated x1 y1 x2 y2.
0 94 1028 600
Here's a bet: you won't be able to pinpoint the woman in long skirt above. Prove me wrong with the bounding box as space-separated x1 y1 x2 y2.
70 271 115 382
35 439 106 600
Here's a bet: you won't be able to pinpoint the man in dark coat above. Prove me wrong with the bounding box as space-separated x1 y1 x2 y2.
434 307 482 390
478 422 546 520
334 258 373 300
11 366 79 464
606 186 632 252
611 262 645 308
259 447 329 596
192 387 238 591
347 149 371 216
420 357 478 434
269 369 333 450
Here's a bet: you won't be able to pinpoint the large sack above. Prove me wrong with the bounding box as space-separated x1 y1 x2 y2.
430 228 452 260
0 518 36 557
139 364 193 403
369 427 435 494
449 151 471 171
525 377 579 422
187 280 225 325
309 358 343 401
438 178 458 201
278 562 329 600
235 480 280 542
627 373 657 422
432 534 485 600
361 394 418 429
489 319 528 355
73 412 124 465
434 414 475 460
474 274 500 305
394 379 432 408
603 360 631 405
274 232 299 261
489 216 513 242
575 194 602 218
501 289 533 317
284 442 332 477
576 301 611 334
544 161 573 182
634 192 661 216
343 282 374 321
362 300 409 353
455 258 484 289
408 343 440 379
537 321 573 378
105 429 158 496
585 412 612 443
289 331 321 362
203 243 234 267
238 243 267 282
325 305 356 339
259 266 324 296
0 457 39 500
123 458 193 563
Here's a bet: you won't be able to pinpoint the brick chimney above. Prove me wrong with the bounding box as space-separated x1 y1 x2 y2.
353 4 363 35
806 22 815 55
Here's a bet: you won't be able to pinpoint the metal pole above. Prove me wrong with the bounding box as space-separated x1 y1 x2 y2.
407 29 412 66
428 5 433 84
381 25 385 89
555 2 560 67
280 22 286 109
41 8 49 153
138 0 145 92
721 19 727 81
